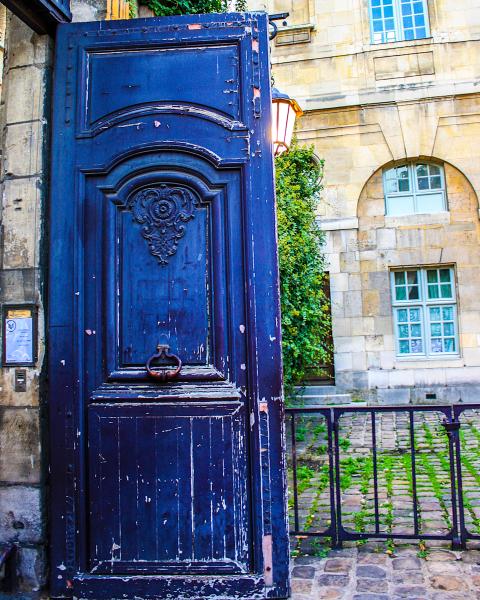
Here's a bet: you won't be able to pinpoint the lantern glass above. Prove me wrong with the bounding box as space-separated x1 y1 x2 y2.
271 88 303 156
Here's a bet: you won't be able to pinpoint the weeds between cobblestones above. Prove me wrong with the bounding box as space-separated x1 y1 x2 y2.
287 409 480 558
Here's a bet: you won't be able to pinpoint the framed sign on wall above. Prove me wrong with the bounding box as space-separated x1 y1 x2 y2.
2 304 38 367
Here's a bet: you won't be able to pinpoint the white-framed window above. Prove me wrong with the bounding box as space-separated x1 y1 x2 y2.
369 0 430 44
384 162 447 216
391 267 459 358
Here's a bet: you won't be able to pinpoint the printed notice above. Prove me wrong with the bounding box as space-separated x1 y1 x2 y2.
5 310 33 364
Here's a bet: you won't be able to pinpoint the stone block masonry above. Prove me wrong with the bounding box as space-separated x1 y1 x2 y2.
0 1 106 592
0 13 52 591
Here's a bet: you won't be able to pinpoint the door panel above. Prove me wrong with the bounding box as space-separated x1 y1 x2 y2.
85 45 241 128
49 12 289 600
120 187 209 367
88 403 248 574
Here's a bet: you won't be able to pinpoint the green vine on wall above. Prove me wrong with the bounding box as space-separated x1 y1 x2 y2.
137 0 247 16
275 143 332 396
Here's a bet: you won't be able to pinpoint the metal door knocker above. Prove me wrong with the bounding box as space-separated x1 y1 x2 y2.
145 344 182 382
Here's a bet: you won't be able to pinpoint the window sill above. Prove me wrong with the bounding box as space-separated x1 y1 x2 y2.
384 212 450 227
366 37 433 52
394 356 463 368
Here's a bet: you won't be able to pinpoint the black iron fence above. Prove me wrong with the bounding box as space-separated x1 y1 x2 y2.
286 404 480 550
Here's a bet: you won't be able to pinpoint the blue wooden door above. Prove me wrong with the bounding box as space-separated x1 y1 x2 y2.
48 12 289 600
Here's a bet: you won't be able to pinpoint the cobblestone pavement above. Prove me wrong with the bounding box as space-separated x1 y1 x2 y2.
290 544 480 600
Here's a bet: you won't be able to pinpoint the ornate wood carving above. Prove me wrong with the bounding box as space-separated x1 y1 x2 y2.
128 184 199 265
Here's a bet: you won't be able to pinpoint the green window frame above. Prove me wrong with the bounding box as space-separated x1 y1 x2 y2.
391 267 459 358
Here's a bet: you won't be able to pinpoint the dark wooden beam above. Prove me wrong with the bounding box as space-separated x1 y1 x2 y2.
1 0 71 35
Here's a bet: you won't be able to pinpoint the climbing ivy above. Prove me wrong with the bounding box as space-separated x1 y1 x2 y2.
275 143 331 396
137 0 248 16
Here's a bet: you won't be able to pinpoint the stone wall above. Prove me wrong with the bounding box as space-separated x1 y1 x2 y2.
299 94 480 399
0 13 53 590
250 0 480 399
323 161 480 402
0 1 106 591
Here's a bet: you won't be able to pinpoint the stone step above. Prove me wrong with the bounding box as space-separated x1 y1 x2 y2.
295 385 338 396
291 394 354 406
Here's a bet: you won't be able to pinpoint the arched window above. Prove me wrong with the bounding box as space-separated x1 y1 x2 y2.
383 162 447 216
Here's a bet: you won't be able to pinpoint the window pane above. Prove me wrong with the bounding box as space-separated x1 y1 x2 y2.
416 164 428 177
440 269 451 282
385 179 398 194
430 176 442 189
429 165 440 175
396 287 407 301
431 339 443 353
430 307 441 321
428 285 439 299
411 339 423 353
427 270 438 283
398 165 409 182
408 286 419 300
442 306 453 320
395 272 405 285
444 322 454 336
407 271 418 284
399 340 410 354
399 325 409 338
398 309 408 322
440 284 452 298
416 193 445 213
411 324 421 337
431 323 442 337
386 195 415 215
410 308 420 322
398 179 410 192
417 177 429 190
444 338 455 352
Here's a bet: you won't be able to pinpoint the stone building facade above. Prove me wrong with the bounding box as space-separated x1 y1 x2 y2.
253 0 480 403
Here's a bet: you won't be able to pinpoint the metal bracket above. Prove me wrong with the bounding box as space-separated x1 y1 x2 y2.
268 12 289 40
442 418 461 437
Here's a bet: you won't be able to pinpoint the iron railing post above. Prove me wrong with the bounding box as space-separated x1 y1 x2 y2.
442 414 464 549
332 410 343 549
290 413 300 533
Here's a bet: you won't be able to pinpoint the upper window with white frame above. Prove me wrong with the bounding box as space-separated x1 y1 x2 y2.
391 267 459 358
369 0 430 44
384 162 447 216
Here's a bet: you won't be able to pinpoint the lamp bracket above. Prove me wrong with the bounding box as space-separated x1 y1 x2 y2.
268 12 289 40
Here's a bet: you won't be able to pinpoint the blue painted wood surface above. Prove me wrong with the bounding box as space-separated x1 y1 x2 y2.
48 12 289 599
2 0 71 33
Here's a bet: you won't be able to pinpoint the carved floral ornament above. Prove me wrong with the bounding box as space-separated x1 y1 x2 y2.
127 184 199 265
